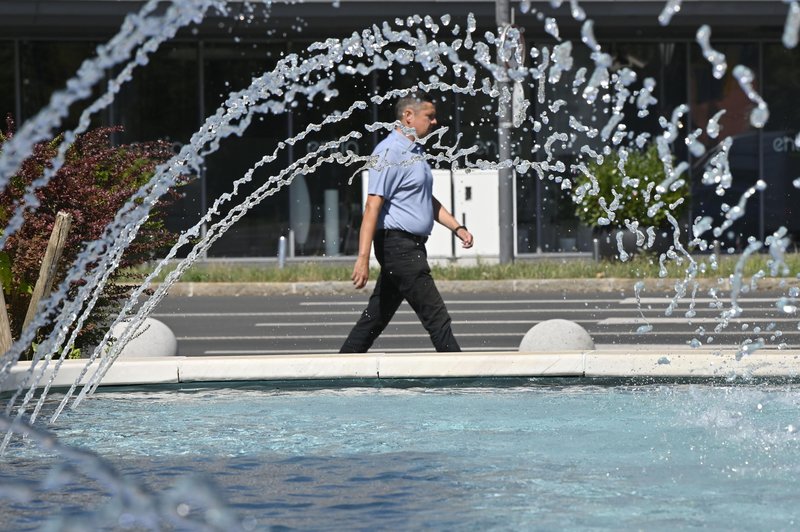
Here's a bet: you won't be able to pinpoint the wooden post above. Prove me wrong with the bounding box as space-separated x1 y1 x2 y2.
22 211 72 332
0 288 12 355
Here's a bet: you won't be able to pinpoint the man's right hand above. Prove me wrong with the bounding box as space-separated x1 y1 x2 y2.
351 256 370 289
352 194 382 289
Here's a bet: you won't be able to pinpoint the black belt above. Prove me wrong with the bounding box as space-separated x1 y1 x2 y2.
381 229 428 244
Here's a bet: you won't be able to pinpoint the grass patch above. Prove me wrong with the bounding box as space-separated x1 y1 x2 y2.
120 252 800 283
432 253 797 280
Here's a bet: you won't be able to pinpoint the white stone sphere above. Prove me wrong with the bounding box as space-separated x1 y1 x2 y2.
519 319 595 352
109 318 177 357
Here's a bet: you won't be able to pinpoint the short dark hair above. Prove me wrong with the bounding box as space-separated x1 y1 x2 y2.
395 91 435 120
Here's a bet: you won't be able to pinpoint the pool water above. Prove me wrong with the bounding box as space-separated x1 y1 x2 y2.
3 380 800 530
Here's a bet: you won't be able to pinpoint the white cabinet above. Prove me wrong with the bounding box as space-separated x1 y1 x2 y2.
452 169 500 259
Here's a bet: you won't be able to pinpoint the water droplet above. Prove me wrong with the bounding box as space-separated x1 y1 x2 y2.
776 297 797 314
580 20 601 52
696 25 727 80
784 0 800 48
570 0 587 21
658 0 683 26
733 65 770 128
544 17 560 41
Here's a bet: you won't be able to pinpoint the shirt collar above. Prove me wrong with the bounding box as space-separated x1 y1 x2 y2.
391 129 421 152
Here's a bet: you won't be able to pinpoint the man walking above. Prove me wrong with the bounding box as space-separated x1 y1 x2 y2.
340 92 474 353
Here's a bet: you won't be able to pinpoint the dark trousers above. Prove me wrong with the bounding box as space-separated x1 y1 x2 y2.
340 230 461 353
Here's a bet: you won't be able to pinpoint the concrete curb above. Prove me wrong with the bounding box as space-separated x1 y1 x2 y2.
159 277 794 296
4 347 800 392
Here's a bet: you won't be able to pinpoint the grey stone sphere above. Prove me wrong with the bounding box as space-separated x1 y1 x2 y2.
519 319 595 352
109 318 177 357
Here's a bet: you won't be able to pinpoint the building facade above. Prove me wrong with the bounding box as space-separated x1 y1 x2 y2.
0 1 797 259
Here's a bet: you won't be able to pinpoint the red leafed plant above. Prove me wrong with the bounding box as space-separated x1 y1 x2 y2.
0 115 180 356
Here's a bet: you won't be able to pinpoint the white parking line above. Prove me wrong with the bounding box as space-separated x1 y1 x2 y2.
598 317 800 325
154 307 769 318
300 299 623 306
179 331 798 342
619 297 791 305
302 297 791 306
590 331 796 338
202 346 515 355
253 319 598 327
152 311 361 317
179 332 532 341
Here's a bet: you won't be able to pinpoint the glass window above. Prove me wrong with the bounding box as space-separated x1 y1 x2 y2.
201 41 289 258
689 43 759 248
292 41 377 257
763 43 800 243
115 43 198 145
607 42 688 142
0 42 14 124
114 43 200 245
449 77 497 166
19 41 103 130
516 41 600 253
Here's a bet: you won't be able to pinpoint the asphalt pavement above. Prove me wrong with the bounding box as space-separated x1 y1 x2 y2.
149 283 795 356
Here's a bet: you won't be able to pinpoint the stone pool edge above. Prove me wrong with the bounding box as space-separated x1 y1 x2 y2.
4 348 800 392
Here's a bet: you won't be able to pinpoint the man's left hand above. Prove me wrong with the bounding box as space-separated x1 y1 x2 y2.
455 227 474 249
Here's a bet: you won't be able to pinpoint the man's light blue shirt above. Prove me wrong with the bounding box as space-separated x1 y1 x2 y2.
367 130 434 236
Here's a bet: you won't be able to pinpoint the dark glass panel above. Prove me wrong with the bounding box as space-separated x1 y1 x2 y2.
762 44 800 242
0 42 14 122
606 42 688 142
115 43 198 145
689 43 759 248
516 41 599 253
114 43 200 247
292 41 377 257
19 41 103 130
201 41 289 257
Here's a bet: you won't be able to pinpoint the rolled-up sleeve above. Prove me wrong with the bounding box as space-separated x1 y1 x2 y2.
367 148 399 198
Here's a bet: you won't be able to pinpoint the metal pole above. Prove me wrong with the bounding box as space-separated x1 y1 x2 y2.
278 236 287 269
496 0 514 264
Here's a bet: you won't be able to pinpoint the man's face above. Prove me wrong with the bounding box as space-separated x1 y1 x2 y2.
403 102 438 139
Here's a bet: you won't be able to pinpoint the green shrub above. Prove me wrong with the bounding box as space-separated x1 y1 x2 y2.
572 143 689 229
0 116 178 356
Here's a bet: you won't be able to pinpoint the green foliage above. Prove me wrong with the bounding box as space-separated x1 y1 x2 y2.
572 143 689 229
0 116 178 358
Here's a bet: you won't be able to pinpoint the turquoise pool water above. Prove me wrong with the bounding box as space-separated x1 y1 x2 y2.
3 380 800 530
